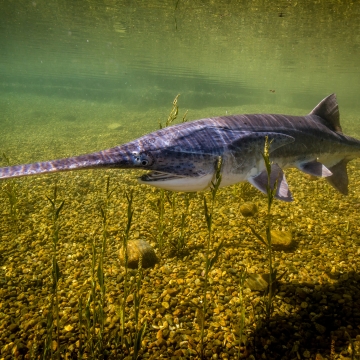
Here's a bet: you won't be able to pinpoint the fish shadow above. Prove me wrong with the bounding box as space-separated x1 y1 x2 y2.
248 270 360 359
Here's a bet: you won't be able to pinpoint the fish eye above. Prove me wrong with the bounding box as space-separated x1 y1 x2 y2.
132 152 152 166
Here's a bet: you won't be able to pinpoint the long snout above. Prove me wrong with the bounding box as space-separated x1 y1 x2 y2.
0 145 135 180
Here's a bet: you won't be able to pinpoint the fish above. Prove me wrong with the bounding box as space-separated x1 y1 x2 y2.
0 93 359 202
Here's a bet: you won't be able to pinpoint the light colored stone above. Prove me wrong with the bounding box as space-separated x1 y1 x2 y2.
119 239 158 269
245 273 269 291
260 230 293 249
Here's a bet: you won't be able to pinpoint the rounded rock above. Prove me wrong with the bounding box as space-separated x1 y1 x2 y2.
240 202 258 217
119 239 158 269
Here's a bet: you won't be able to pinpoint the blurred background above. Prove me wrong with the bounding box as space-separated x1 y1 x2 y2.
0 0 360 160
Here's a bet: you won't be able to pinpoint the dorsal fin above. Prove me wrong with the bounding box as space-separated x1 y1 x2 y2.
310 93 342 133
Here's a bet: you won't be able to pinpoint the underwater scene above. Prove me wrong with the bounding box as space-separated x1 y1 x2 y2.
1 1 360 359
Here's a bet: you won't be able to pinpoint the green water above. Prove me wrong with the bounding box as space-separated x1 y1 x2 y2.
1 2 360 358
1 0 360 159
0 0 360 182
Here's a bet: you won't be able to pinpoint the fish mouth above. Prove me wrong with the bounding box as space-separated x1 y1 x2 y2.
138 171 213 192
139 171 185 183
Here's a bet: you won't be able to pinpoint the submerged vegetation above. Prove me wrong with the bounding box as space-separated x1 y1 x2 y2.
44 185 64 360
1 97 360 360
2 153 19 233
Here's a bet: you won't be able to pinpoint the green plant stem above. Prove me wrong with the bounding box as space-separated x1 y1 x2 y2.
45 185 64 360
96 176 113 358
91 236 97 357
121 190 134 349
2 153 19 232
157 189 165 249
201 201 212 357
263 136 276 321
166 191 176 238
131 254 146 359
237 266 247 359
200 156 223 359
78 295 83 360
54 259 60 360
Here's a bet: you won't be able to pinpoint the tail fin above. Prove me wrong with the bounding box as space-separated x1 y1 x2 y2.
326 159 349 195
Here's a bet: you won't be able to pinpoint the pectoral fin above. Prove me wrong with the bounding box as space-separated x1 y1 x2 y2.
248 164 293 202
297 160 332 177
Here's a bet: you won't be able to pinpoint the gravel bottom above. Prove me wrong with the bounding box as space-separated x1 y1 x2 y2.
1 162 360 360
1 94 360 359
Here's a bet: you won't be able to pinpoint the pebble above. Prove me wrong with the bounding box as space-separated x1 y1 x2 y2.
161 302 170 309
239 202 258 217
300 301 308 309
8 324 19 333
315 323 326 334
245 273 269 291
260 230 293 248
119 239 158 269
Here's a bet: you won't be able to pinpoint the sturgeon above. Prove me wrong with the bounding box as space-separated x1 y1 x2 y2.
0 94 359 201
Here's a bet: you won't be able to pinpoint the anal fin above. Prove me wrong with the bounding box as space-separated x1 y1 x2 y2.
326 159 349 195
297 160 332 177
248 164 293 202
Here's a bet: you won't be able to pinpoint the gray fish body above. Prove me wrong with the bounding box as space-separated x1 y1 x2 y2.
1 94 359 201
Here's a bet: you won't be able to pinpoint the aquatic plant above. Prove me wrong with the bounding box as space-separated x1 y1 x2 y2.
166 191 176 237
238 182 258 202
2 153 19 232
124 254 147 360
84 235 97 358
153 94 189 251
98 177 114 354
78 295 84 360
237 265 248 359
43 184 64 360
165 191 177 252
154 189 166 250
116 188 147 358
243 137 286 321
83 176 114 359
119 190 134 349
259 137 281 320
199 156 224 358
169 193 192 255
158 93 180 129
